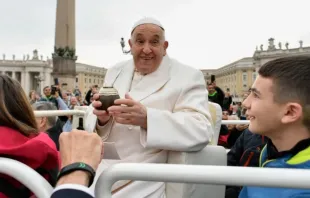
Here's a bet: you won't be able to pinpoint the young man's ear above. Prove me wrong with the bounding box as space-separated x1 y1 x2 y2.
281 103 303 124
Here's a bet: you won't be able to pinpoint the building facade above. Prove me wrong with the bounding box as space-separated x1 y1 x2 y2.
200 69 216 84
211 57 255 99
0 50 53 97
204 38 310 101
76 63 107 96
0 50 107 98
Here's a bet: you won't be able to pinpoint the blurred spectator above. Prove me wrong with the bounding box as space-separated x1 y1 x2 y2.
0 74 60 197
218 110 230 147
39 86 59 108
227 115 250 148
61 91 70 107
84 85 98 105
32 102 64 150
223 92 232 111
207 83 223 107
69 96 80 110
74 93 82 106
29 90 38 105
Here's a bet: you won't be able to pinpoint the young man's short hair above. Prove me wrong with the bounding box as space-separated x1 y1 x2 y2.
258 55 310 129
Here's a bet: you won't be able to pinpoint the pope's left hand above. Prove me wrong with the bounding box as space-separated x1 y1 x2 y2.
108 93 147 129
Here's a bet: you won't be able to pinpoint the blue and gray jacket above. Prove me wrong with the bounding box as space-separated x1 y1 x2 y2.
239 139 310 198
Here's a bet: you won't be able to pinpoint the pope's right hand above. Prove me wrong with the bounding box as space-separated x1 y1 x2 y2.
92 93 111 125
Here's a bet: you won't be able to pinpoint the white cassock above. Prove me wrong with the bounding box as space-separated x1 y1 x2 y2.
89 56 214 198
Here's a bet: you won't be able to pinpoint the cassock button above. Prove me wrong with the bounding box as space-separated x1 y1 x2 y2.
128 125 133 130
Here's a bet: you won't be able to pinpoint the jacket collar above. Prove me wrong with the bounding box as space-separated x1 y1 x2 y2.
110 56 171 102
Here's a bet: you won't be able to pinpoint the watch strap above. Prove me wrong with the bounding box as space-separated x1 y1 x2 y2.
57 162 96 187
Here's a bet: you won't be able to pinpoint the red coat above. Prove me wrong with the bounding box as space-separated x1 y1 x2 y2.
0 126 60 198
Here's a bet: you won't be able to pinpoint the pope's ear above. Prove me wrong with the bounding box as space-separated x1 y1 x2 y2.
163 41 169 55
164 41 169 50
128 39 132 48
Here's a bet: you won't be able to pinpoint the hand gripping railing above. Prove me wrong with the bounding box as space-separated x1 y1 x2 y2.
0 158 53 198
95 163 310 198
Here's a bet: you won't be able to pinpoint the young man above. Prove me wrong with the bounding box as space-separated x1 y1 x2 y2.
239 56 310 198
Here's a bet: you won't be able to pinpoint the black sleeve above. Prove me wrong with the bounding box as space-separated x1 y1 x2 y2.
225 131 246 198
229 96 232 106
84 90 92 105
51 188 94 198
227 128 244 148
220 125 229 135
215 86 225 106
227 130 245 166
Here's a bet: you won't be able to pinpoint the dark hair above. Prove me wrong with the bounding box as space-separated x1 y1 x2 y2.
258 55 310 129
0 74 39 136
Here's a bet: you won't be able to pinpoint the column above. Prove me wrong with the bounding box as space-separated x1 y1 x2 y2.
40 72 45 95
12 71 16 80
21 71 25 89
45 71 51 88
24 71 30 95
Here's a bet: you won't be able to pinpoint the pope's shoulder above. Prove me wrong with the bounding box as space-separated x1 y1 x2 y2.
106 59 131 72
170 58 204 79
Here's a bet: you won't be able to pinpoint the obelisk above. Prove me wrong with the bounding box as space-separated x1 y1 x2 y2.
52 0 77 92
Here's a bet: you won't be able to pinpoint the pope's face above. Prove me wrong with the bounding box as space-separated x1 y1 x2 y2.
129 24 168 75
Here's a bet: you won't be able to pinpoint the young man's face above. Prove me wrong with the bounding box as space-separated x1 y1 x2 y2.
242 75 286 135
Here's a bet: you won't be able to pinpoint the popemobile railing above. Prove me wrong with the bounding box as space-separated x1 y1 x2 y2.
33 110 250 125
31 110 310 198
95 163 310 198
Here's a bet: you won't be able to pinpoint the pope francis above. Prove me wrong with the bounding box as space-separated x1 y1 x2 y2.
90 17 214 198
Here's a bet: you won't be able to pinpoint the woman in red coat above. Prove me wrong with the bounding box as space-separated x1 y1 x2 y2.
0 74 60 198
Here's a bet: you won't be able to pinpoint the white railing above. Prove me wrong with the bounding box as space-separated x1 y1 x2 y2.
34 110 250 124
95 163 310 198
0 158 53 198
222 120 250 124
34 110 85 117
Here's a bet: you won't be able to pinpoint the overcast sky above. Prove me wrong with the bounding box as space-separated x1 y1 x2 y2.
1 0 310 69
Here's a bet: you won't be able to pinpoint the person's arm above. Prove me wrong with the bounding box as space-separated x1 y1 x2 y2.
140 70 214 152
51 131 102 198
52 171 94 198
225 130 246 198
220 125 229 135
215 86 225 106
227 130 245 166
227 127 245 148
56 96 70 110
85 90 92 105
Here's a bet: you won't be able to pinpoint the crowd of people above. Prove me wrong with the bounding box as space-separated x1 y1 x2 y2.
26 84 99 150
0 17 310 198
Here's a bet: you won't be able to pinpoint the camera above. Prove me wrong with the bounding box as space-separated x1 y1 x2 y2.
51 86 57 95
